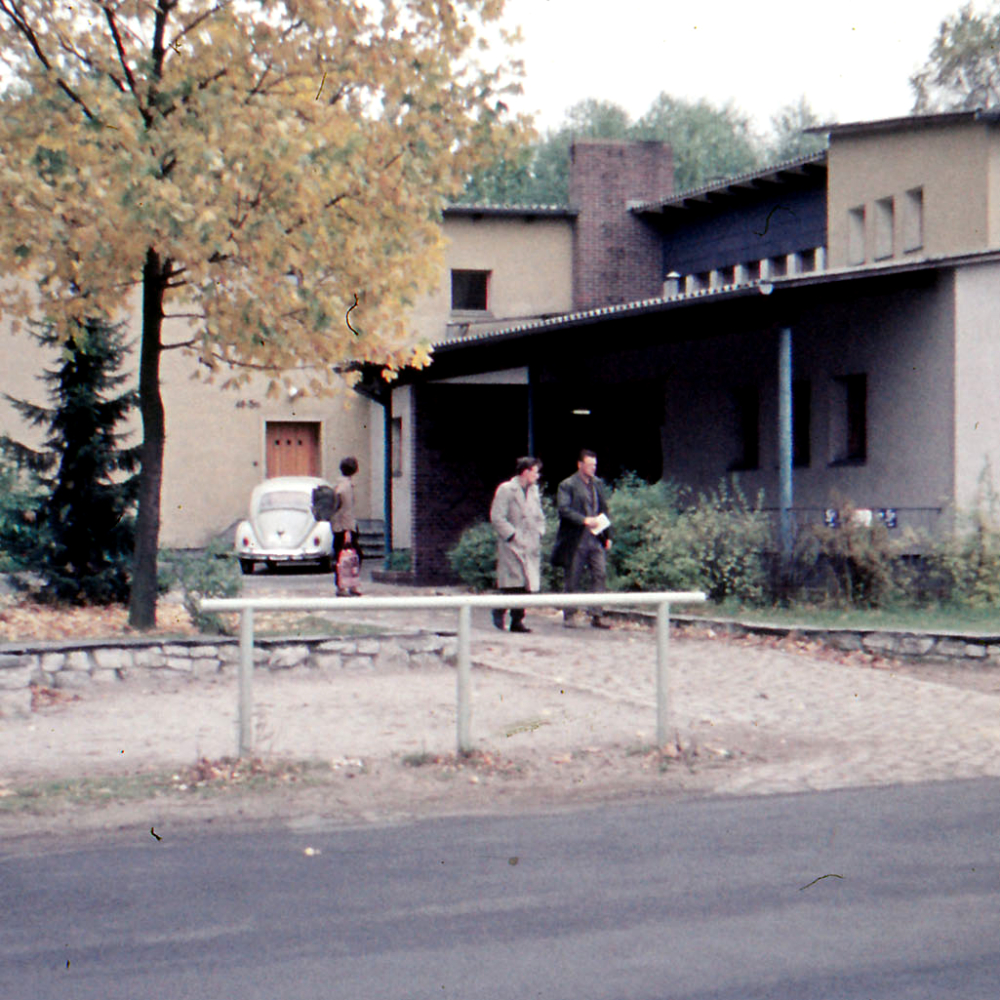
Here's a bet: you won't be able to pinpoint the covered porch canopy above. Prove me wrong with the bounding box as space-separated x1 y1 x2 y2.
363 253 980 581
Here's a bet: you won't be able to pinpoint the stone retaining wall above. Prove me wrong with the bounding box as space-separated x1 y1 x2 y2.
0 632 457 719
670 615 1000 664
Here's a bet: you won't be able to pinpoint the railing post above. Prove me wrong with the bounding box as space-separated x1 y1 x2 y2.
238 607 255 757
456 603 472 754
656 600 670 747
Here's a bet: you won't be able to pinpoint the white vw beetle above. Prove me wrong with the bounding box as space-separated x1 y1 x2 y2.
235 476 334 574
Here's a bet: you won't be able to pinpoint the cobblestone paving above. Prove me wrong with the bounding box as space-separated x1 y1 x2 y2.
243 574 1000 796
471 617 1000 796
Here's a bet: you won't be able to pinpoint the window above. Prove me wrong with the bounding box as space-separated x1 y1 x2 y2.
874 197 894 260
902 187 924 252
847 206 866 265
768 256 788 278
730 385 760 471
390 417 403 477
830 374 867 464
793 379 811 467
451 270 490 311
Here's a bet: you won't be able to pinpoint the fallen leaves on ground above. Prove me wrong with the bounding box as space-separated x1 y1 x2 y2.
401 749 526 779
0 596 196 642
169 756 316 791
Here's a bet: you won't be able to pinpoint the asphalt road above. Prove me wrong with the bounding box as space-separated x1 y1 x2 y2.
3 779 1000 1000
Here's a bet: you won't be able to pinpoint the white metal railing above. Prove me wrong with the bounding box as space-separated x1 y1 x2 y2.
200 591 706 757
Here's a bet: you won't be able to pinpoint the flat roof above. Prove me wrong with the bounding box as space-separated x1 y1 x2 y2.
431 246 1000 353
806 107 1000 138
630 152 826 214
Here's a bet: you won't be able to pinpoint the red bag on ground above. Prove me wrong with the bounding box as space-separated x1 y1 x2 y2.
336 547 361 594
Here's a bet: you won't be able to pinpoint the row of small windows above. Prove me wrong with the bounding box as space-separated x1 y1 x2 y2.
730 374 867 472
847 188 923 266
665 247 826 296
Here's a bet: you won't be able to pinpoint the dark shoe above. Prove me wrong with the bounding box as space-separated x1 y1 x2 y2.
348 589 362 597
590 616 611 629
563 616 579 629
509 621 531 633
492 610 506 631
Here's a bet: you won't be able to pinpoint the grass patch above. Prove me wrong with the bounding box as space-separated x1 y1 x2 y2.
253 614 387 638
0 757 336 815
680 602 1000 634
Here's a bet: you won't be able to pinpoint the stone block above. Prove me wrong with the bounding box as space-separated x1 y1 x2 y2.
0 665 34 690
313 653 343 671
217 645 240 662
267 645 310 670
898 635 936 657
40 652 66 672
164 657 193 672
92 648 133 670
861 632 898 654
374 642 410 672
825 632 863 652
317 640 356 654
0 653 29 669
65 650 93 671
399 634 446 654
188 645 219 659
356 639 381 656
133 648 165 667
963 643 988 659
936 639 971 659
91 668 121 684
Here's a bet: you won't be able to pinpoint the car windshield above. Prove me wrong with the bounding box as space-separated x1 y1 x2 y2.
258 491 313 514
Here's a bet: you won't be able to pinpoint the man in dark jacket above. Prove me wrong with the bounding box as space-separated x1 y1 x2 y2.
551 449 613 628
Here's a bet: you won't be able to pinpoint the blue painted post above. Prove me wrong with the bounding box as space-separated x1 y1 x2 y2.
778 327 793 561
383 387 393 570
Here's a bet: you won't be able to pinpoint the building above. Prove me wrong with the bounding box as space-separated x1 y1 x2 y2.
378 110 1000 580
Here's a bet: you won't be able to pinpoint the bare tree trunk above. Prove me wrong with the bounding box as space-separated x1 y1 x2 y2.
128 248 167 629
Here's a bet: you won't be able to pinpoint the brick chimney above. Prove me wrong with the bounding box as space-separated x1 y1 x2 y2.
569 140 674 311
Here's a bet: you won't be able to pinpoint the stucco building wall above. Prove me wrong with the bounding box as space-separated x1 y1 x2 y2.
826 121 1000 267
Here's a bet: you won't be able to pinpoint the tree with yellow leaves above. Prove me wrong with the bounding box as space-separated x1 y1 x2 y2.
0 0 525 627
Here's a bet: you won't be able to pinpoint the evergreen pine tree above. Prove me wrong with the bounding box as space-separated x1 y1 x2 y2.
0 318 140 603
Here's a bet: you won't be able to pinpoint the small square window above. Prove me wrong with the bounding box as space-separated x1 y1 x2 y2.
451 270 490 311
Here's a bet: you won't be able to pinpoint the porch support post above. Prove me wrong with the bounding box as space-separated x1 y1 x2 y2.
383 386 394 569
778 327 794 561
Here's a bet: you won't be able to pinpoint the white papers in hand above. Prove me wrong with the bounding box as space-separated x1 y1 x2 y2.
589 513 611 535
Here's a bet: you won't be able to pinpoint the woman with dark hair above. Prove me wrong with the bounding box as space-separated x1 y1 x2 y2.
331 455 361 596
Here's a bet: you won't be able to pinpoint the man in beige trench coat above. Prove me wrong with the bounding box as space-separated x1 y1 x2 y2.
489 457 546 633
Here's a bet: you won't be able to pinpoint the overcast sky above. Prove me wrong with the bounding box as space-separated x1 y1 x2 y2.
499 0 976 134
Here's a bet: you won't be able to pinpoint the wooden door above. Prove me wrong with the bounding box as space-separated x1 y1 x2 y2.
265 421 320 477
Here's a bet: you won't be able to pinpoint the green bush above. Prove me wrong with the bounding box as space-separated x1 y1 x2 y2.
158 539 243 634
792 497 918 608
446 520 496 592
0 457 44 573
683 480 772 603
610 476 771 604
447 494 561 592
929 472 1000 608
